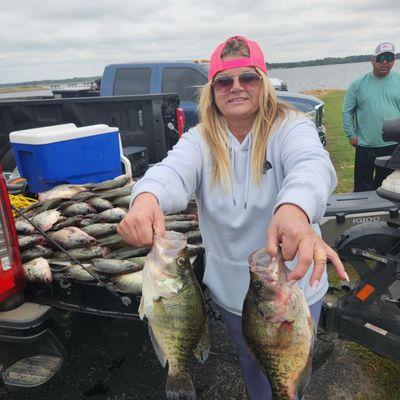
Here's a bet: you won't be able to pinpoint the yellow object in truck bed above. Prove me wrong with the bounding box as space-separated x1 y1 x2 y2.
8 194 37 217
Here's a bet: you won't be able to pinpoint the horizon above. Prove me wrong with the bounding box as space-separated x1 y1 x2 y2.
0 1 398 85
3 54 399 87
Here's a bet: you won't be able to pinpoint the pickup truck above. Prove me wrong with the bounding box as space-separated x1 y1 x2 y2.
52 61 325 146
100 61 326 145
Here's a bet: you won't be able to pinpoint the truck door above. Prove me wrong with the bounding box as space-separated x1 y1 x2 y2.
161 66 207 132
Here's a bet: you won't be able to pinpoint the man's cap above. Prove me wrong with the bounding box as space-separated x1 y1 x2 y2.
208 35 268 81
374 42 395 56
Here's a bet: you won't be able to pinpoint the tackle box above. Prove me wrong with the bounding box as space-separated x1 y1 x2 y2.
10 123 122 193
320 190 400 248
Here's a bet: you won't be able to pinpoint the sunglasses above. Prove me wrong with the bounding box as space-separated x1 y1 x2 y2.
212 72 262 93
375 53 395 63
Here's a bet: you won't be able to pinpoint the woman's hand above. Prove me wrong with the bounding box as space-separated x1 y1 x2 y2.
266 203 349 288
117 193 165 247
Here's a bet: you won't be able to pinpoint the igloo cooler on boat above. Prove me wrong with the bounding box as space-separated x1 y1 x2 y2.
10 123 122 193
320 190 400 248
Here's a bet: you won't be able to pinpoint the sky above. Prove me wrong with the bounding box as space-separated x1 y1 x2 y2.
0 0 399 84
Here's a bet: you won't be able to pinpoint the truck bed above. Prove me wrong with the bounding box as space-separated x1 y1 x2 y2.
0 94 180 171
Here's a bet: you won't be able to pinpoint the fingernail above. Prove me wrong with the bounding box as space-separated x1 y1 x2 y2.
312 280 320 292
288 280 297 286
270 256 276 263
344 272 350 282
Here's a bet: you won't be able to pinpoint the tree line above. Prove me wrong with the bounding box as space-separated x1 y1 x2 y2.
267 53 400 69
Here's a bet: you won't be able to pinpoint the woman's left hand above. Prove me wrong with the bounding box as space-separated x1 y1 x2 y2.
266 203 349 288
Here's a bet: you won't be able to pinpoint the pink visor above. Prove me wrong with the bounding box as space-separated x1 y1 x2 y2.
208 35 268 81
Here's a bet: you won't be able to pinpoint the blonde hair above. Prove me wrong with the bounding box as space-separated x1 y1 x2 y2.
198 37 294 189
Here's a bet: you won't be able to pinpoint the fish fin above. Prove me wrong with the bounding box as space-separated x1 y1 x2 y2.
165 372 196 400
193 321 210 363
148 323 167 368
138 296 146 320
295 349 313 400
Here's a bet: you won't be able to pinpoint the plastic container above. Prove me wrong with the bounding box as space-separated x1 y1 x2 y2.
10 123 122 193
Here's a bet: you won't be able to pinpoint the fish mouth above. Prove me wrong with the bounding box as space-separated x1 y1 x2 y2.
152 231 187 264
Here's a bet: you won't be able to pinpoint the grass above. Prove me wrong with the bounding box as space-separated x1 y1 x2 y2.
317 90 400 400
0 85 46 93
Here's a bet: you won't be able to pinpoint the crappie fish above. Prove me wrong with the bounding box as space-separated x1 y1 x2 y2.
242 248 314 400
139 231 209 400
89 173 132 191
23 257 52 283
18 234 45 250
62 202 96 217
81 223 118 238
15 219 36 234
91 258 143 274
86 197 114 212
91 207 126 223
47 227 97 249
21 245 53 262
64 264 104 281
31 209 62 232
52 245 108 260
109 270 143 294
38 184 87 202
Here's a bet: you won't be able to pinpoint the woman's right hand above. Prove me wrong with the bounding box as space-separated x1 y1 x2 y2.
117 192 165 247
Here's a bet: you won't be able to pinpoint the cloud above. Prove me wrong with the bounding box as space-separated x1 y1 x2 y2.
0 0 399 83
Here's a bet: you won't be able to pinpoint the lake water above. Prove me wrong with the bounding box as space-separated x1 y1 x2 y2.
269 61 400 92
1 61 400 98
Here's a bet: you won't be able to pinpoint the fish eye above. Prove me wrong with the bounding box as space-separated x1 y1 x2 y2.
253 280 262 290
177 257 186 267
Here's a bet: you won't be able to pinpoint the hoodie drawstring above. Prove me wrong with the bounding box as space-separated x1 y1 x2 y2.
230 138 237 206
243 134 252 210
230 134 252 210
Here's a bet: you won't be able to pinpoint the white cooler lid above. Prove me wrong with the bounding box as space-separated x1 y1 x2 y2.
10 124 118 144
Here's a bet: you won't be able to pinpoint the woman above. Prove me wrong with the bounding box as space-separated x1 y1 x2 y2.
118 35 348 399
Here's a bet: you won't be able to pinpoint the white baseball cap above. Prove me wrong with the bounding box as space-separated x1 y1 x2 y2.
374 42 395 56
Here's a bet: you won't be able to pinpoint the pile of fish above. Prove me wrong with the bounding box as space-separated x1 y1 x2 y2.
14 174 203 295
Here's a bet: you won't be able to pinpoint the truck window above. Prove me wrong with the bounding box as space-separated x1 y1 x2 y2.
162 68 206 102
113 68 151 95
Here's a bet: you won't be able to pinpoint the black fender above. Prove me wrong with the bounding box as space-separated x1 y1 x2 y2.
335 221 400 278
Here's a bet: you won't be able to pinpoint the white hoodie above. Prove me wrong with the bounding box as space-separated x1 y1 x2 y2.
131 115 337 316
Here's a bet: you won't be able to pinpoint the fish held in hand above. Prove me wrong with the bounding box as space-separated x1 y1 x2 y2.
140 231 209 400
242 248 314 400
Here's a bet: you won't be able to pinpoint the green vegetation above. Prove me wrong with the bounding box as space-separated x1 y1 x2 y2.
268 54 399 69
320 90 354 193
320 90 400 400
0 76 101 89
0 85 46 93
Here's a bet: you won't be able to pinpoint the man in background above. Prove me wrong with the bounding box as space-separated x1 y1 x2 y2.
342 42 400 192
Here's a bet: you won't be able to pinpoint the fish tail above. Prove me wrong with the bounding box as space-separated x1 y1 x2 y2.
165 372 196 400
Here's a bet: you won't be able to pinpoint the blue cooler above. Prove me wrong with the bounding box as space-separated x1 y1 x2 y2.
10 123 122 193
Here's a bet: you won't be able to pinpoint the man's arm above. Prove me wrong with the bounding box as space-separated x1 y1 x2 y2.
342 82 358 145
